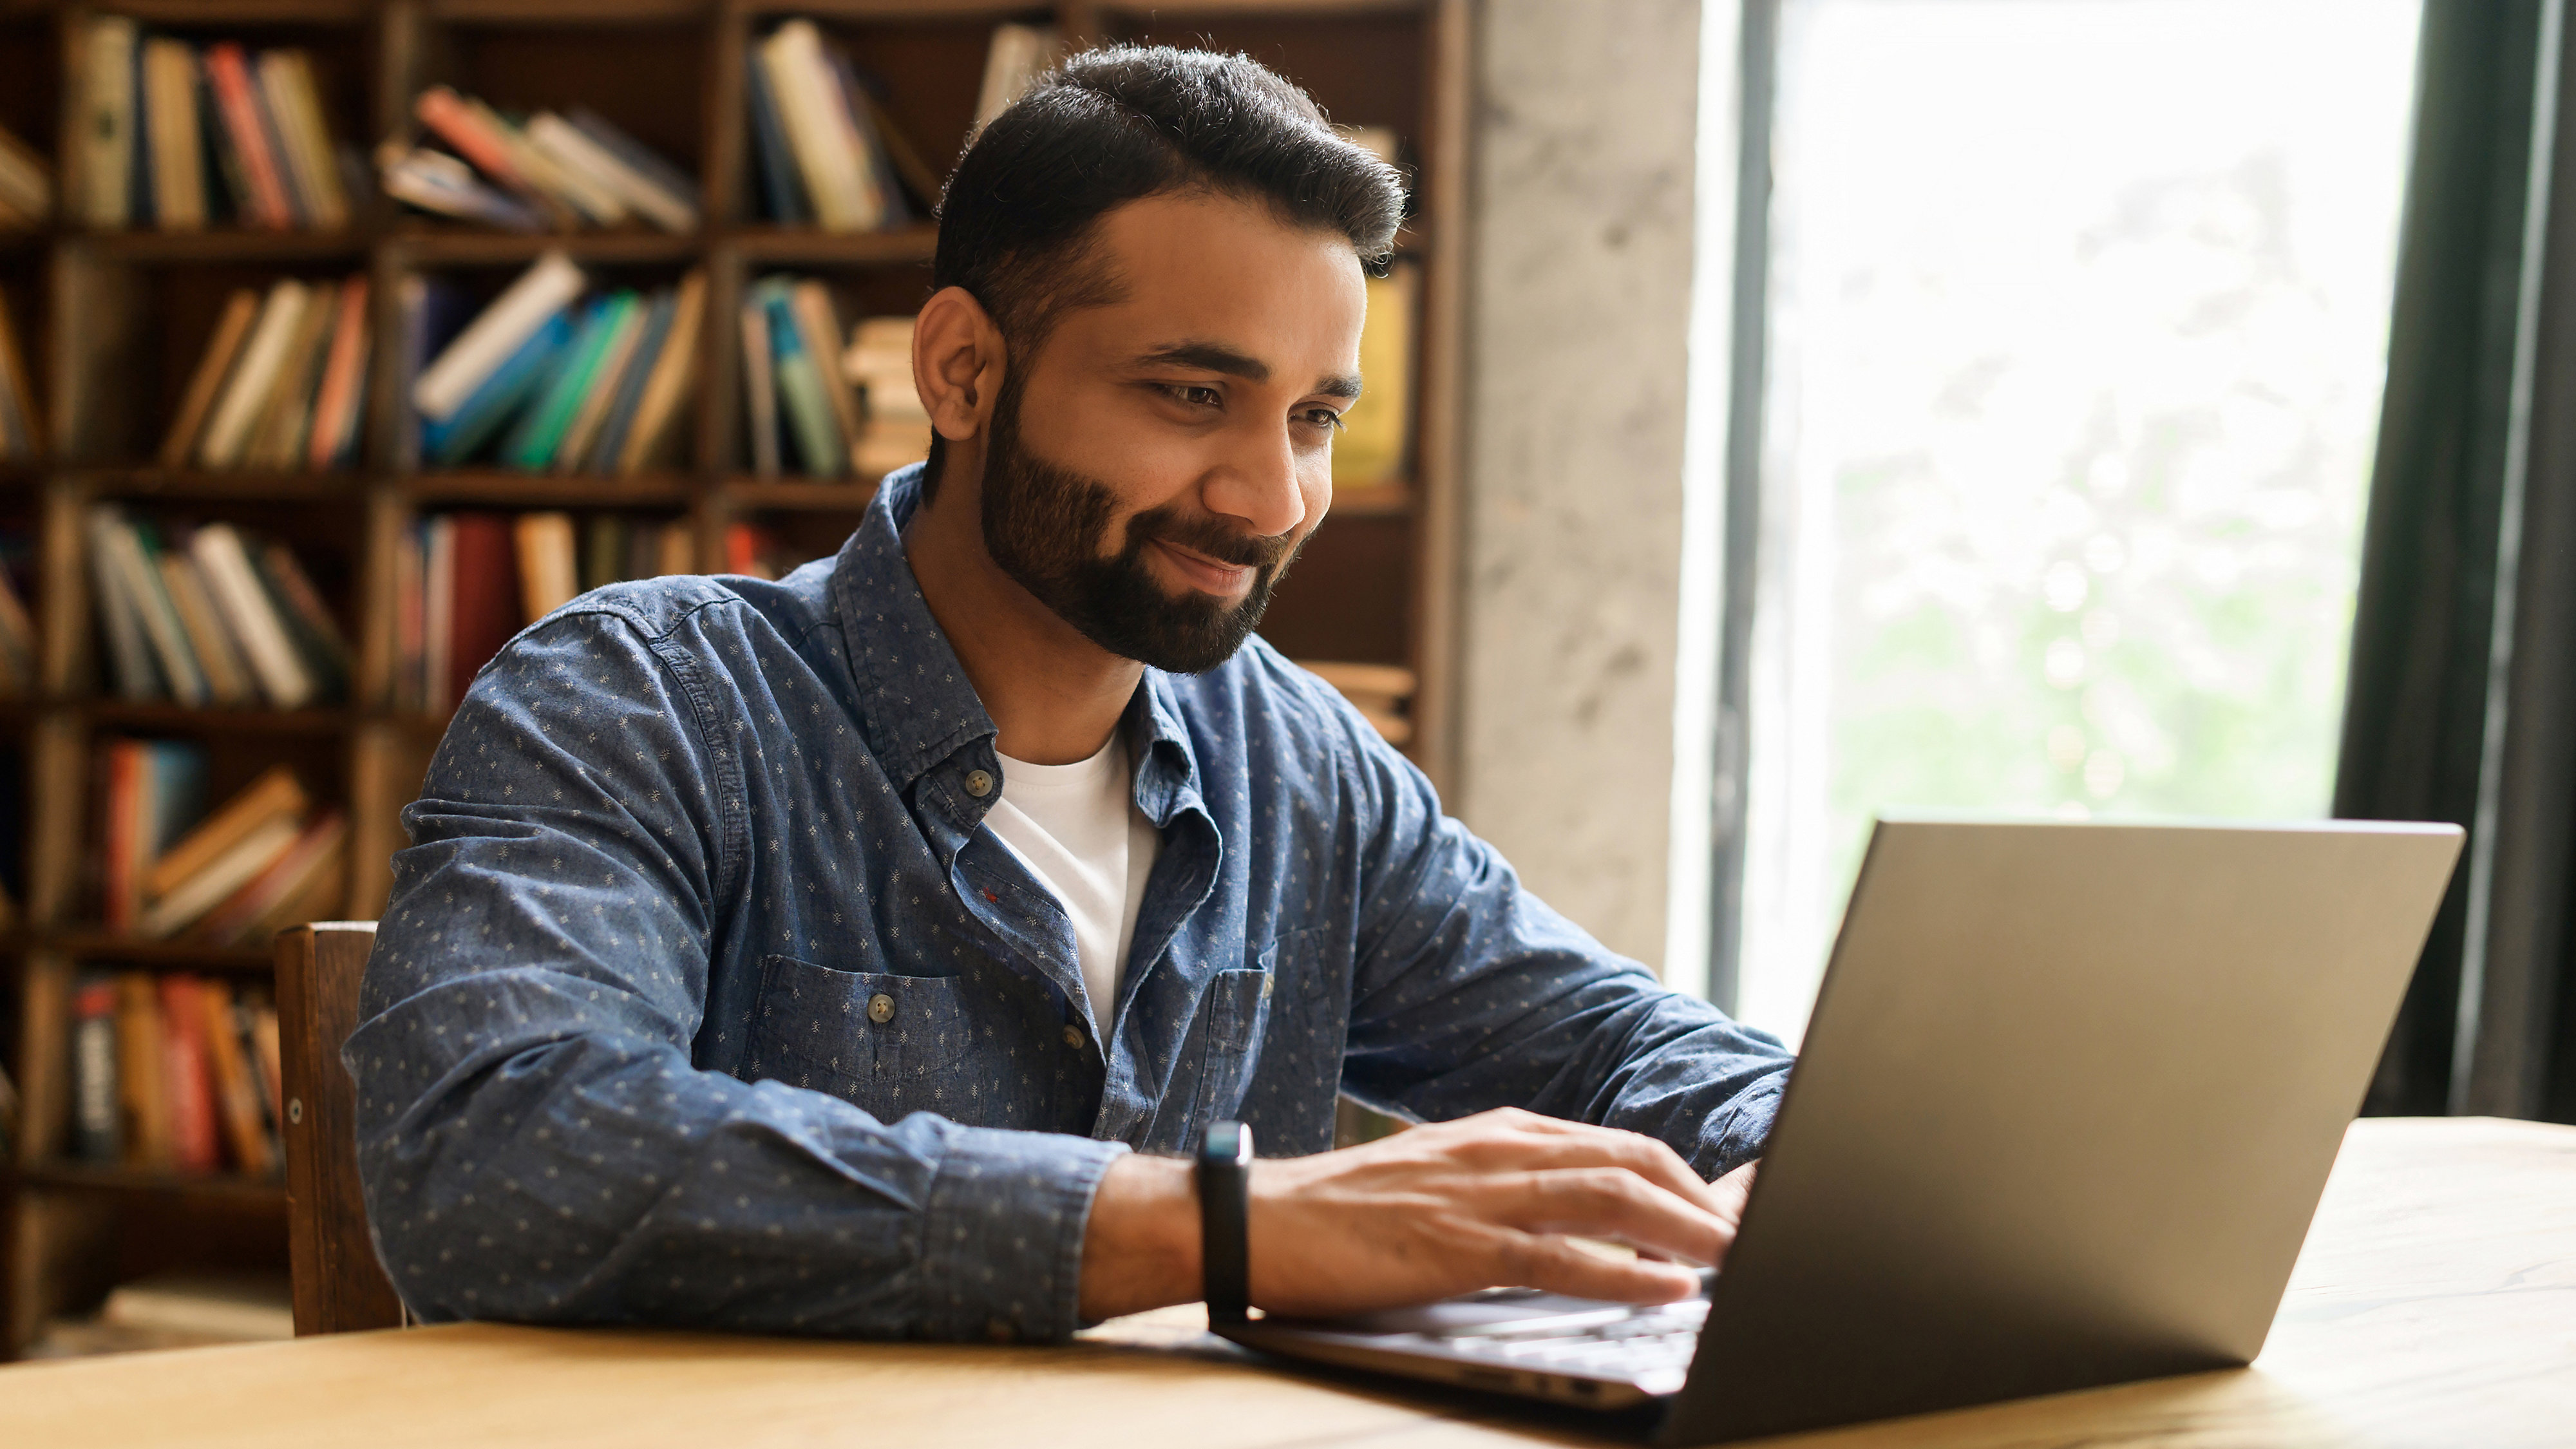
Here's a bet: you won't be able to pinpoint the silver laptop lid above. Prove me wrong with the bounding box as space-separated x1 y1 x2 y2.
1663 817 2461 1445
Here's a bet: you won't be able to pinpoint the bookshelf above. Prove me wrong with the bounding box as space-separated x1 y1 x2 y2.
0 0 1466 1356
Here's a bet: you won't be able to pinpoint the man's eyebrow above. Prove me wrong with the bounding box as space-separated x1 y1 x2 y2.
1134 342 1364 401
1316 373 1363 401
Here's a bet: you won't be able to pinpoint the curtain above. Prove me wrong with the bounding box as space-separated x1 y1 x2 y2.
2339 0 2576 1121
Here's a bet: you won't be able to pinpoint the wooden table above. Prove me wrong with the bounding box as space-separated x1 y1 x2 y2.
5 1117 2571 1448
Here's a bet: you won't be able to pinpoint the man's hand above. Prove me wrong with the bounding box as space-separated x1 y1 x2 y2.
1077 1108 1759 1321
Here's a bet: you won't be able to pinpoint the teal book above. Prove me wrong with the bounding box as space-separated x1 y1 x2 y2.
502 292 634 471
766 288 844 478
586 289 675 474
426 311 576 467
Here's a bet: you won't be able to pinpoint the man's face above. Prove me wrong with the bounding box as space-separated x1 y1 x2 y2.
978 189 1368 674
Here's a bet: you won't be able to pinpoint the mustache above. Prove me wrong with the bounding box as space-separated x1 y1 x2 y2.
1126 504 1300 572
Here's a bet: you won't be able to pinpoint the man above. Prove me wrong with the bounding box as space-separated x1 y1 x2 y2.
352 46 1792 1342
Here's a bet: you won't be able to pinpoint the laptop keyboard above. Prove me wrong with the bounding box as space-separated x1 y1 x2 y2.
1437 1297 1708 1385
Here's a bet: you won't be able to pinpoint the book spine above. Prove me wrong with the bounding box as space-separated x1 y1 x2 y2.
114 972 171 1168
744 48 811 225
203 44 293 229
77 17 139 229
71 974 122 1161
191 524 314 709
159 976 220 1174
617 269 706 476
741 298 779 478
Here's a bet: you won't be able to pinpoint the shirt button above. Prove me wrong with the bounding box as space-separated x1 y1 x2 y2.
1062 1025 1085 1050
867 993 895 1024
963 769 994 797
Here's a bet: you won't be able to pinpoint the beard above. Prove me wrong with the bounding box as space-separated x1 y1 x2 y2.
978 374 1305 674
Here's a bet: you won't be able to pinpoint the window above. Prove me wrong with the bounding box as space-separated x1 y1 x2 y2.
1725 0 2424 1041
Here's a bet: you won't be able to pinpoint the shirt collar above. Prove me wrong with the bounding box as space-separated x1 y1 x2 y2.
830 465 1204 826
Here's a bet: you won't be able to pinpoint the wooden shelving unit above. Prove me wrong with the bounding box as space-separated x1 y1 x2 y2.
0 0 1465 1356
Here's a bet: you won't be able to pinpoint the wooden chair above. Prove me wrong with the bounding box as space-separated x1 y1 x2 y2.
274 922 408 1336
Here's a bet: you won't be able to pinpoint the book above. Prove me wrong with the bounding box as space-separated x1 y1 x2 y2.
741 297 779 478
586 289 675 473
194 808 345 948
618 269 706 475
197 980 275 1173
114 972 171 1168
726 522 782 580
823 53 913 226
412 86 565 225
305 277 372 471
146 763 308 901
976 23 1061 128
198 279 312 469
0 121 51 225
158 975 220 1173
0 292 43 461
790 281 862 469
766 287 842 478
92 509 209 706
189 522 314 708
101 1271 292 1342
242 282 341 470
203 43 294 229
141 808 301 940
414 251 586 424
744 48 810 225
379 144 545 231
526 111 696 233
502 294 628 471
444 513 523 706
90 519 162 701
252 537 352 702
77 17 140 229
1333 261 1418 488
515 511 579 621
160 289 261 469
759 21 884 232
425 311 576 466
258 50 348 230
555 298 650 470
142 38 205 231
0 564 37 696
157 547 256 706
565 108 701 232
844 316 931 476
581 515 629 593
71 974 122 1161
422 516 454 709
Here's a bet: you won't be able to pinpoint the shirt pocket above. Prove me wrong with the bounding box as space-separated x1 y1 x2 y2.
1184 963 1276 1133
746 952 976 1121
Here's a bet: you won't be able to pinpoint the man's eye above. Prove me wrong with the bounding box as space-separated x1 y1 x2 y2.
1301 408 1347 432
1166 384 1223 408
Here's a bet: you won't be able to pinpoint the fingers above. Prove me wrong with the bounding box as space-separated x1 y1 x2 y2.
1431 1111 1733 1217
1498 1230 1708 1304
1485 1166 1734 1269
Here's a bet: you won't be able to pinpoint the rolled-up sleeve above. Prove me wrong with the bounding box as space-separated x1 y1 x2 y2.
1325 688 1795 1178
348 605 1125 1341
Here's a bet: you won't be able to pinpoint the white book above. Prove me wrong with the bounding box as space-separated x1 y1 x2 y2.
424 517 456 712
86 513 158 699
974 24 1059 128
189 522 314 710
77 17 138 229
198 281 312 469
467 96 623 227
138 814 302 938
760 21 878 231
413 251 586 423
524 113 694 234
91 510 208 706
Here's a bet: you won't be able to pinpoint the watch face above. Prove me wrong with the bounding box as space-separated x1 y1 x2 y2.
1207 1120 1247 1160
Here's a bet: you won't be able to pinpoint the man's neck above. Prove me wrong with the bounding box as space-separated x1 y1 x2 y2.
904 473 1145 766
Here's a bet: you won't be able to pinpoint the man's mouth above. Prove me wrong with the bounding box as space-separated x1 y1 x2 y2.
1149 537 1258 595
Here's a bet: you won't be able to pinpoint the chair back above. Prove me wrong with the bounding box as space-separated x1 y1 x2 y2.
275 921 406 1335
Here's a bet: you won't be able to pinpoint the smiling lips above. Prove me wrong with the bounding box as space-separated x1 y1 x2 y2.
1151 538 1257 595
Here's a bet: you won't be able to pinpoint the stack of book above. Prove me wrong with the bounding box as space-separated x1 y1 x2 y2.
392 510 696 714
0 120 51 227
746 19 938 232
87 507 351 710
740 276 922 478
410 252 705 474
160 275 371 473
1300 661 1416 745
72 18 351 232
383 88 698 234
93 754 345 946
68 969 285 1177
0 292 41 464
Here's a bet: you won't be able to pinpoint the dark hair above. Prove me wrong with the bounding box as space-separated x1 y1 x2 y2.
920 45 1406 498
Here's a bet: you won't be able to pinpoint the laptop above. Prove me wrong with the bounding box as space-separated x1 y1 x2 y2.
1219 817 2464 1444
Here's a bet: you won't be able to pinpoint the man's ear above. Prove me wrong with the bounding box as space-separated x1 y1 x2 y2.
914 285 1006 446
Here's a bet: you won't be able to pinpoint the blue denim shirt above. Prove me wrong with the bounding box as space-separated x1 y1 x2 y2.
350 466 1793 1343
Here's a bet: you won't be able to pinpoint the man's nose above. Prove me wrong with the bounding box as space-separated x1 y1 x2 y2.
1200 419 1309 540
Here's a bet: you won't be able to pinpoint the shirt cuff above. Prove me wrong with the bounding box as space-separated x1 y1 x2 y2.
916 1124 1130 1343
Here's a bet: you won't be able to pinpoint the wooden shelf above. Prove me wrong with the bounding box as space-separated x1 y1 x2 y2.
0 0 1466 1361
18 1162 286 1204
401 471 696 507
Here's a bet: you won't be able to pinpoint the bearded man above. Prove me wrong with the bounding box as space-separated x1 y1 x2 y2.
351 46 1792 1342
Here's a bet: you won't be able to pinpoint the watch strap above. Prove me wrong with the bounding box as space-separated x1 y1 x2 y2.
1197 1119 1253 1324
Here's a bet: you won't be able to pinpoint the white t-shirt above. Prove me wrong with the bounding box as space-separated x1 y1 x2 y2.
985 733 1160 1034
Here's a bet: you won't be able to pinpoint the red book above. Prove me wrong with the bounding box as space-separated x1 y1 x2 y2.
158 974 222 1175
100 741 145 934
203 44 294 229
413 88 543 203
446 512 524 706
306 276 371 469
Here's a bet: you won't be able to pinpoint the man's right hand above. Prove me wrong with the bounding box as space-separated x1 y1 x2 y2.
1076 1108 1752 1322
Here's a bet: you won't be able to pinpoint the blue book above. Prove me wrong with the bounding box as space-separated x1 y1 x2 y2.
500 296 618 469
586 289 675 473
146 740 211 858
424 311 575 466
744 50 810 225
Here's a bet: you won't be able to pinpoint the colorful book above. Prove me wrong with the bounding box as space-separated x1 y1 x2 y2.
159 975 220 1173
414 250 586 424
71 974 123 1161
744 48 811 224
425 310 576 466
766 287 842 477
501 294 627 470
618 269 705 476
586 289 674 473
444 513 524 706
161 289 261 469
203 44 294 229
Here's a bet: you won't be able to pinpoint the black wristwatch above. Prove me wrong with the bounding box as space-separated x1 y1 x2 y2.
1197 1119 1254 1325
